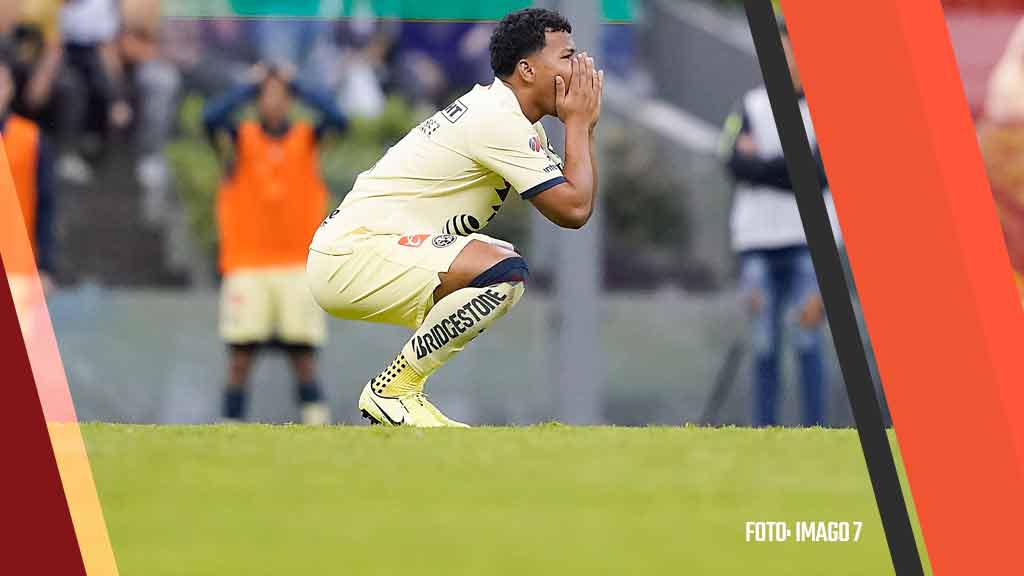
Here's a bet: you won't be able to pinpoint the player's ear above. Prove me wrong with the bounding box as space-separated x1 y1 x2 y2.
516 59 535 84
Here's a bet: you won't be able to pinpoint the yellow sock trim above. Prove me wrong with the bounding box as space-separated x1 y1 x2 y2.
371 354 425 397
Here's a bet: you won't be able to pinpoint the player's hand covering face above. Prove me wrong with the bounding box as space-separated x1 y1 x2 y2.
555 52 604 130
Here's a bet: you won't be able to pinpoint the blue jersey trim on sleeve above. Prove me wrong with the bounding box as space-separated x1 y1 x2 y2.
520 176 566 199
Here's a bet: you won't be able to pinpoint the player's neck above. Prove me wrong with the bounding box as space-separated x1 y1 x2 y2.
502 79 544 124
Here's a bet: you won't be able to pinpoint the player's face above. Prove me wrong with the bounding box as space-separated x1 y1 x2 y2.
0 65 12 114
531 30 576 115
258 77 291 126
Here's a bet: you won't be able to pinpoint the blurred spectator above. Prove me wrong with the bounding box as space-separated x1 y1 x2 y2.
1 52 57 288
390 22 495 109
228 0 322 65
719 23 828 427
1 0 83 193
985 17 1024 123
254 19 327 71
980 16 1024 303
119 0 180 223
310 15 397 117
59 0 133 182
202 63 347 425
163 19 258 98
0 0 64 123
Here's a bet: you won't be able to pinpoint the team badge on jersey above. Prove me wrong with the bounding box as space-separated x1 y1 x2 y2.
398 234 431 247
528 135 542 152
432 234 458 248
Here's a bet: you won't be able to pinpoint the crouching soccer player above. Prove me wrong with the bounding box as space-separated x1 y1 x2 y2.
307 8 602 427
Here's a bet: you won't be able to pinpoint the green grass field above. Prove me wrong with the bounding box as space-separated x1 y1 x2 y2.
82 424 910 575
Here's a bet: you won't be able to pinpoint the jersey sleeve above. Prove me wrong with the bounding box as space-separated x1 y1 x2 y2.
468 118 566 199
535 121 565 170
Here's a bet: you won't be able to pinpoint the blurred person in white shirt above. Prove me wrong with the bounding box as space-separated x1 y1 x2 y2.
58 0 132 182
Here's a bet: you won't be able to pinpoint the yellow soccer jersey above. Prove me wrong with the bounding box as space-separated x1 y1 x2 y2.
311 80 565 251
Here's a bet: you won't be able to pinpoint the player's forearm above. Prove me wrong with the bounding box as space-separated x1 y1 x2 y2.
728 152 793 190
202 84 258 137
26 47 61 109
291 82 349 137
560 121 596 225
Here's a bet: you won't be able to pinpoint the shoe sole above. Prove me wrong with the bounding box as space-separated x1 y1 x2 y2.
360 409 384 425
359 389 467 428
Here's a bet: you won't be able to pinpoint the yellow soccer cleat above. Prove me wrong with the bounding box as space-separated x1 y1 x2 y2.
358 383 470 428
422 398 471 428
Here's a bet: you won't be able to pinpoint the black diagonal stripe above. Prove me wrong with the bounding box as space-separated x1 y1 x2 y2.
743 2 923 574
496 180 511 202
369 397 404 426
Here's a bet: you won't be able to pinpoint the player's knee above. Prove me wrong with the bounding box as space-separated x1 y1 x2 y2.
468 256 528 309
436 243 527 304
469 256 529 289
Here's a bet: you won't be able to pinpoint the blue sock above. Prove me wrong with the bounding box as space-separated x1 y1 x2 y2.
223 389 247 420
297 381 323 404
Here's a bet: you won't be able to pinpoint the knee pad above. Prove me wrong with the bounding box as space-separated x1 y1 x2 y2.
469 257 529 288
464 257 529 312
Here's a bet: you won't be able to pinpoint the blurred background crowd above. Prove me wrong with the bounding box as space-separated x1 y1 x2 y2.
5 0 893 427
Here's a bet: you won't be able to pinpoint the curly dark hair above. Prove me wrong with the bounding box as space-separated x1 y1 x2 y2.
490 8 572 78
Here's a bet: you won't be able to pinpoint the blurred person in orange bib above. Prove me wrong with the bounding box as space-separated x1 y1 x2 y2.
203 62 347 424
0 52 57 336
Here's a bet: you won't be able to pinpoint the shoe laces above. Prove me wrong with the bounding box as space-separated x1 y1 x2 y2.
410 392 447 420
411 391 433 407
